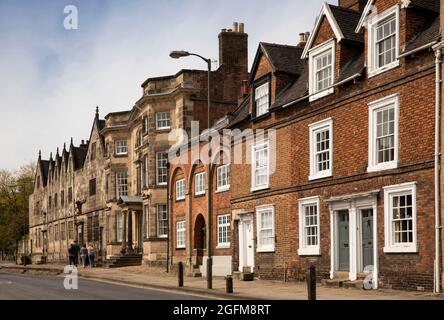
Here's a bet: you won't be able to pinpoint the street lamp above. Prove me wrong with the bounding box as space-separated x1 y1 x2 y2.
170 50 213 289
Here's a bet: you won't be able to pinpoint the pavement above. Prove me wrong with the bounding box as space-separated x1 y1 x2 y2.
1 262 444 300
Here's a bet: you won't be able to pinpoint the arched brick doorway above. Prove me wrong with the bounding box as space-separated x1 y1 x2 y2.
194 214 206 266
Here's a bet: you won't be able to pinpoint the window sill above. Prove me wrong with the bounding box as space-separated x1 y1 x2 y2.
257 248 275 253
216 245 231 250
309 88 334 102
156 128 171 133
309 171 332 181
383 245 418 254
216 187 230 194
114 154 128 158
298 247 321 256
252 112 271 123
195 192 206 198
176 197 186 202
368 61 400 79
367 162 398 173
251 185 269 193
176 246 186 250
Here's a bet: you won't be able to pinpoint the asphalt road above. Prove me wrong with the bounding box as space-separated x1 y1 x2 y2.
0 272 208 300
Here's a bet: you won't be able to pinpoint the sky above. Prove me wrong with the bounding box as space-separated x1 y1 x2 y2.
0 0 325 171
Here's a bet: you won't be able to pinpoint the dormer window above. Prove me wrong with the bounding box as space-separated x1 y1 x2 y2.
368 6 399 77
309 40 335 101
254 82 270 117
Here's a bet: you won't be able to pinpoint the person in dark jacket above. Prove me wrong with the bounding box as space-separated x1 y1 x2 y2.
72 241 80 266
68 244 76 266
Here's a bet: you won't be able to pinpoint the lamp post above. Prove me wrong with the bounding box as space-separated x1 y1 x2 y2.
170 50 213 289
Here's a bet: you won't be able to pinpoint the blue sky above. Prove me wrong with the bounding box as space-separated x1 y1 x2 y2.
0 0 325 171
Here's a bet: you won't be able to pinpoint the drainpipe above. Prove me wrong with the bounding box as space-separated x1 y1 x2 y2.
434 48 442 294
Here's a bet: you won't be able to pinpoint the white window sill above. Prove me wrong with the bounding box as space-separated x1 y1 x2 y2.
176 246 186 249
157 183 168 186
156 127 171 131
309 88 334 102
251 185 269 193
176 197 185 201
298 247 321 256
115 153 128 156
195 192 205 196
383 245 417 254
216 186 230 193
368 60 400 78
367 162 398 173
216 244 230 249
309 171 332 181
257 247 275 253
157 235 168 239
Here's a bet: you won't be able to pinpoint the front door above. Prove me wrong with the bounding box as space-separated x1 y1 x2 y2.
239 218 254 272
338 210 350 271
361 209 374 269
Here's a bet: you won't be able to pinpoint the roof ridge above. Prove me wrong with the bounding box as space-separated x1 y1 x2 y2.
260 42 301 49
327 3 362 15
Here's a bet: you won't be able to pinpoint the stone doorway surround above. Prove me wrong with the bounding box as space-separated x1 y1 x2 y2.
326 190 379 289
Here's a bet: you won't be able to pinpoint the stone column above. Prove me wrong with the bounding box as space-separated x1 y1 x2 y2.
127 211 133 254
121 211 127 254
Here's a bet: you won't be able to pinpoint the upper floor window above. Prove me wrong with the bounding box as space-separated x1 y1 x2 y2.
216 164 230 192
136 129 143 148
195 172 206 196
156 152 168 186
251 141 269 191
383 182 417 253
368 6 399 77
156 112 171 130
254 82 270 117
60 190 65 207
68 187 73 203
90 142 96 161
89 178 96 196
176 179 185 201
309 40 335 101
143 116 148 134
368 94 399 172
309 118 333 180
116 172 128 198
115 140 128 156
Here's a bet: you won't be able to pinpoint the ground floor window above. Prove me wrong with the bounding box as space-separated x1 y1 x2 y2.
217 214 231 248
176 221 186 249
157 204 168 238
255 205 275 252
298 196 321 256
116 211 123 243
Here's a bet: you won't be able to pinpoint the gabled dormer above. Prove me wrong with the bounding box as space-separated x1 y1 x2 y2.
34 151 48 191
249 42 305 119
356 0 439 77
85 107 106 165
302 2 364 101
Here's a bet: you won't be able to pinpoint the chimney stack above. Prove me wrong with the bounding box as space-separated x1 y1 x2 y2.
337 0 366 12
218 22 248 68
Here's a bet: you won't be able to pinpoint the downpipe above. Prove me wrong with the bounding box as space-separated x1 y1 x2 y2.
434 48 442 294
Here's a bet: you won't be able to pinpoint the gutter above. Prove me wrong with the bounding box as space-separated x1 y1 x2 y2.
398 41 438 58
281 72 362 109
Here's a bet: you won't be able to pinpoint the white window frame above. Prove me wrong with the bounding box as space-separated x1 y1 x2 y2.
217 214 231 248
115 140 128 156
367 94 399 173
157 204 168 238
116 172 128 198
255 205 275 253
195 172 206 196
254 82 270 117
367 5 400 78
383 182 417 253
156 112 171 130
156 152 168 186
216 164 230 192
251 141 269 192
298 196 321 256
176 179 185 201
308 39 335 102
116 212 123 243
309 118 333 180
176 221 186 249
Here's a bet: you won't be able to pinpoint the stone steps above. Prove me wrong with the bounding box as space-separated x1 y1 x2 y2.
103 254 142 268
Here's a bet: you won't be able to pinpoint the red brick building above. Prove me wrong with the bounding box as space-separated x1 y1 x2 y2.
168 0 443 292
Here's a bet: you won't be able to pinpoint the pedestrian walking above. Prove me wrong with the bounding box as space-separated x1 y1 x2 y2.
68 244 76 266
87 244 95 268
73 241 80 266
80 244 88 268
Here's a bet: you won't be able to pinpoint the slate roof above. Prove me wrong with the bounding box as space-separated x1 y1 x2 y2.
40 160 50 186
228 96 250 128
272 65 309 109
329 4 364 43
337 52 365 82
404 17 440 53
410 0 439 12
73 147 88 170
260 43 305 75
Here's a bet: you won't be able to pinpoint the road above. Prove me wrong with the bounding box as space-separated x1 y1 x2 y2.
0 272 208 300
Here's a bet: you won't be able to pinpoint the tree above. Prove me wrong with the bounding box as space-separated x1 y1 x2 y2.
0 162 35 255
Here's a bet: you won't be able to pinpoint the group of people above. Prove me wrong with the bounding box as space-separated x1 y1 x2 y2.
68 241 96 268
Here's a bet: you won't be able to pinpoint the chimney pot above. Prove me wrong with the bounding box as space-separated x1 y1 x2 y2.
299 33 306 43
81 140 84 145
239 23 245 33
221 28 227 33
233 22 239 32
305 32 310 41
227 28 232 32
